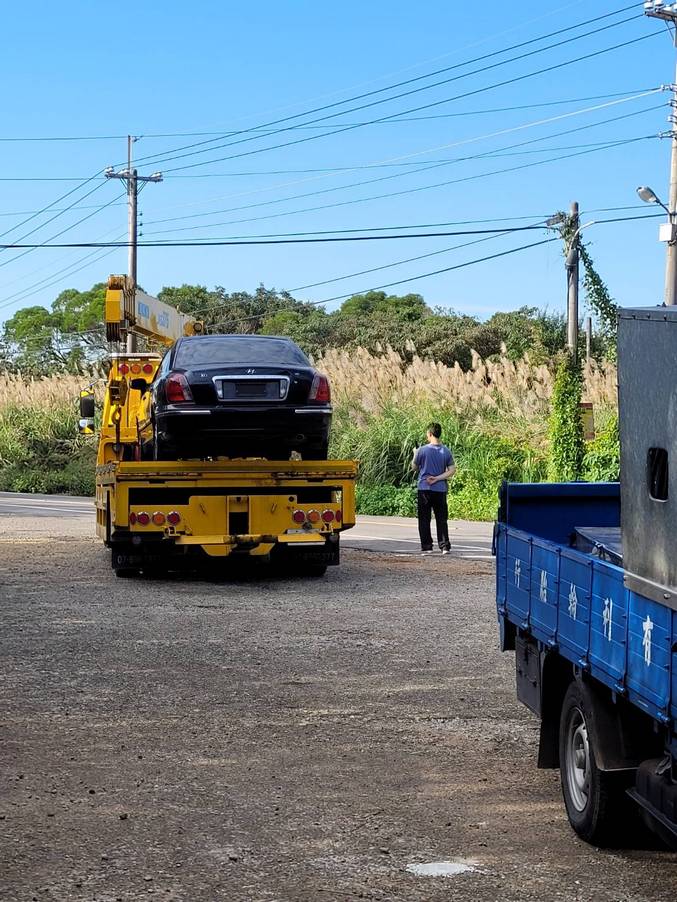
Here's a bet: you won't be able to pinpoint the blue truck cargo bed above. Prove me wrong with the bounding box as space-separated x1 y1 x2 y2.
495 482 676 740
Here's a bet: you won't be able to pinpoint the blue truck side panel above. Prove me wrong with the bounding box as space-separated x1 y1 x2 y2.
589 564 627 686
496 483 676 732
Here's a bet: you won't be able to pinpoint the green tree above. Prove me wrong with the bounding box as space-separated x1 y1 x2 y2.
486 307 566 361
340 291 428 321
158 284 219 320
2 305 58 372
548 353 585 481
260 307 333 355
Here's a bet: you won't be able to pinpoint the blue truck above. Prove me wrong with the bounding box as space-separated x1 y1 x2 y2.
494 307 677 849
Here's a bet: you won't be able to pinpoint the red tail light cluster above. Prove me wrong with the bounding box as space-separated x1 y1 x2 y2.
309 373 331 403
292 508 340 525
166 373 193 403
130 510 181 527
118 362 154 376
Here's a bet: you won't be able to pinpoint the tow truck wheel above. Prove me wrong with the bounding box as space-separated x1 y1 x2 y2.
112 547 140 579
559 682 631 846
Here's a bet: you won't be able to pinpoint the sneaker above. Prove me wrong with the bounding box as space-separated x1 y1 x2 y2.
421 550 434 556
442 548 451 556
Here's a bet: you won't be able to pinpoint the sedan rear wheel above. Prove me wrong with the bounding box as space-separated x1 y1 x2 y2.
153 426 177 462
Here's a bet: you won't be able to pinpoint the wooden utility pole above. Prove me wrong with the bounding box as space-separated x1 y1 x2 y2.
104 138 162 351
566 201 580 358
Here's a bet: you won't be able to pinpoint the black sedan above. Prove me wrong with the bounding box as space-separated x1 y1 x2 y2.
138 334 332 460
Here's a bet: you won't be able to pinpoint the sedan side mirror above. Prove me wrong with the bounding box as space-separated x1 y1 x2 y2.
130 378 149 395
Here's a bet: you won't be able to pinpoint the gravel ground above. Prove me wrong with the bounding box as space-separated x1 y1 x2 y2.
1 527 676 901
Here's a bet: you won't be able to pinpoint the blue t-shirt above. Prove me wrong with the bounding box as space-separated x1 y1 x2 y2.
414 443 454 493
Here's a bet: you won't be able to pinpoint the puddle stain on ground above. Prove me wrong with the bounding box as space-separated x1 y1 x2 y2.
406 859 478 878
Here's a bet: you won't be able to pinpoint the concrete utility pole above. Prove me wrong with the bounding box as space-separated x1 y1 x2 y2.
644 1 677 304
566 201 580 357
585 316 592 362
105 137 162 351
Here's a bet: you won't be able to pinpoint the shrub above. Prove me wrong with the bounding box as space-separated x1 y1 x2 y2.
583 414 620 482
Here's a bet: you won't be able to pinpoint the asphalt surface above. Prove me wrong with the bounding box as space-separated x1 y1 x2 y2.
0 492 493 559
1 496 676 901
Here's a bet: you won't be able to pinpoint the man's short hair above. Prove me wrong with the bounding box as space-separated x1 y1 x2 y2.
427 422 442 438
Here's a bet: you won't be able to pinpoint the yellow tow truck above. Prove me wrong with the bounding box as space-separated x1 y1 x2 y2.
80 275 357 577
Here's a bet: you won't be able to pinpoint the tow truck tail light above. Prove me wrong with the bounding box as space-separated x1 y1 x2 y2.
292 509 306 524
335 510 342 524
137 511 150 526
167 511 181 525
130 363 142 374
152 512 166 526
129 512 137 525
118 363 130 375
309 373 331 403
321 509 335 523
142 363 154 375
166 373 193 403
307 509 321 524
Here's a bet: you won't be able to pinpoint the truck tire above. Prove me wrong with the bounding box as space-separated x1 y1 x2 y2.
112 547 140 579
559 681 633 846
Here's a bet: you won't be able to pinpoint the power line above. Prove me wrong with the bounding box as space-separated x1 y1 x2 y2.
207 237 563 331
143 102 664 231
143 132 661 236
0 190 125 270
3 210 660 252
0 173 104 241
131 6 641 170
0 232 127 312
287 230 534 293
157 23 654 175
0 87 655 181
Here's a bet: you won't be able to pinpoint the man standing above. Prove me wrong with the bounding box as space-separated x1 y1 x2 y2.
412 423 456 555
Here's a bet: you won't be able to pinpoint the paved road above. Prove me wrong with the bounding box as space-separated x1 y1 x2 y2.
0 492 493 560
3 519 676 901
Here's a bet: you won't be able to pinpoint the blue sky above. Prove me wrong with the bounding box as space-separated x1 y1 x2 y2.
0 1 674 326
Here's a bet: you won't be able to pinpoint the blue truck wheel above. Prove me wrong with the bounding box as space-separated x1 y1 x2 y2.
559 682 634 846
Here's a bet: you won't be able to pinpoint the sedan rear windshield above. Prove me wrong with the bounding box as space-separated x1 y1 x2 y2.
174 337 310 367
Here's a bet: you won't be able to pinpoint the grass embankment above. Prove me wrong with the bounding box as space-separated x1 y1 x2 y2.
0 351 620 518
0 375 96 495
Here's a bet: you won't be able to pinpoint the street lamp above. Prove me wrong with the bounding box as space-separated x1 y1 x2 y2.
637 185 672 217
637 185 677 305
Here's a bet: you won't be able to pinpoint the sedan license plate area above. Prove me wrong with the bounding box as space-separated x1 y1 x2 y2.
213 375 290 401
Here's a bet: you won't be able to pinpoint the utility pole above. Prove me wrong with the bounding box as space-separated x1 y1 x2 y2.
644 1 677 304
585 316 592 362
105 137 162 351
566 201 580 358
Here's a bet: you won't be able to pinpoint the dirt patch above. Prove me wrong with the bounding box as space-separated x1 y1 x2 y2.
1 541 675 901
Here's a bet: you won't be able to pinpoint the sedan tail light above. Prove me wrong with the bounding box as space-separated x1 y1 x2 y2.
166 373 193 403
309 373 331 403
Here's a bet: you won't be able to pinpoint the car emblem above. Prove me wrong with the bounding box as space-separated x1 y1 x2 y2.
246 368 256 374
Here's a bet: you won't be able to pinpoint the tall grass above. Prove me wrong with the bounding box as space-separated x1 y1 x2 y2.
0 352 619 516
0 375 96 494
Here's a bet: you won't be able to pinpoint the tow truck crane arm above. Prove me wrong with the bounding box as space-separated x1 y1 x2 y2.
104 274 202 345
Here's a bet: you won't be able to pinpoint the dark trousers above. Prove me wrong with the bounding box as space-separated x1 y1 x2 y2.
417 490 450 551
